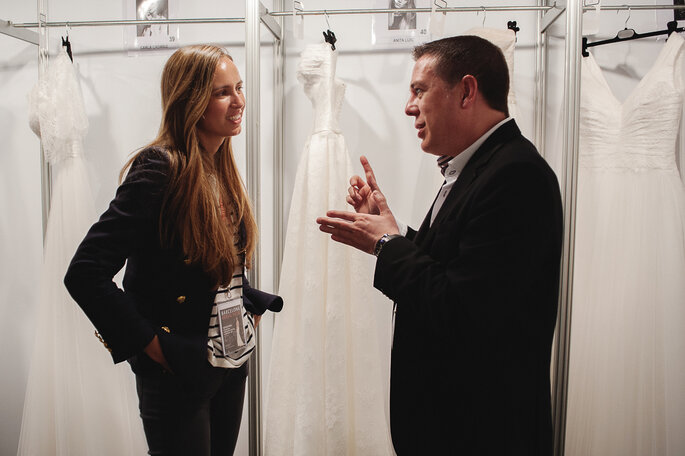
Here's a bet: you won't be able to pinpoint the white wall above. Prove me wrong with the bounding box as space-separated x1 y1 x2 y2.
0 3 43 455
2 1 683 455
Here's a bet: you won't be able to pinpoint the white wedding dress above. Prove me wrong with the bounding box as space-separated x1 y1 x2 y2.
18 48 147 455
264 43 395 455
566 34 685 456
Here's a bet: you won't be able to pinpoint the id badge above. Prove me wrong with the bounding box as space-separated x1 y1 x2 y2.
217 296 247 356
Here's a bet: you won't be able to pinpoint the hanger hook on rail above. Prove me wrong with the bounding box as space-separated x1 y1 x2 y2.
623 5 631 30
478 6 487 28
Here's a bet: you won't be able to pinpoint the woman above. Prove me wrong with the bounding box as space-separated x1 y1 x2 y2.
64 44 282 455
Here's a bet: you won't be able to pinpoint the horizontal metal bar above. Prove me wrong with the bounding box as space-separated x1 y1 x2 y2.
11 17 245 28
268 3 685 17
590 4 685 11
0 19 39 44
268 6 554 16
11 4 685 30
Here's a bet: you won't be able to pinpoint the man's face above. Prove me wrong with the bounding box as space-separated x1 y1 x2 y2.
405 56 462 157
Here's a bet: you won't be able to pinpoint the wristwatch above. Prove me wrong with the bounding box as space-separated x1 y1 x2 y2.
373 233 401 257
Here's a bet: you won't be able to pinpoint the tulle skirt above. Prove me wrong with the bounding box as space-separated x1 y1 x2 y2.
565 165 685 456
264 132 395 455
17 156 147 455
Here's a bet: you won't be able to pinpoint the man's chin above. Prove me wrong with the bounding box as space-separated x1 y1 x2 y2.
421 147 442 157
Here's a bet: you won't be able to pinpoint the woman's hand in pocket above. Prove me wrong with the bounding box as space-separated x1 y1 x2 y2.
144 334 173 373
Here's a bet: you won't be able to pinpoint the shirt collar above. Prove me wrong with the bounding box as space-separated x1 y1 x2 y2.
441 117 513 183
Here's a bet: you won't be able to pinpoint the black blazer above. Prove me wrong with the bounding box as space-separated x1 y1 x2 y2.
64 147 282 380
374 120 562 455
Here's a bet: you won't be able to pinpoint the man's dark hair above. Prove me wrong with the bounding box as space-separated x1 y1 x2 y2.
412 35 509 115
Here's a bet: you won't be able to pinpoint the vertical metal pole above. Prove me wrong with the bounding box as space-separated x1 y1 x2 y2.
534 0 548 156
245 2 262 456
38 0 51 240
273 0 285 291
552 1 582 455
677 0 685 180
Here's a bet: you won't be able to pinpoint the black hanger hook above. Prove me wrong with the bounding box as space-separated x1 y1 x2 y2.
323 29 336 51
507 21 520 34
61 33 73 62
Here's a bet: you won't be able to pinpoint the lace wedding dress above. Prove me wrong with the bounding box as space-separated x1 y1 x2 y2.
18 48 147 455
566 34 685 455
264 43 394 455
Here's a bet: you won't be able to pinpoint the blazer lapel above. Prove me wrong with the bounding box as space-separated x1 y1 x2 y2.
415 120 521 246
413 183 442 245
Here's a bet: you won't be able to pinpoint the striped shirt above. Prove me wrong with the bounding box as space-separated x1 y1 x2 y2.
206 188 255 368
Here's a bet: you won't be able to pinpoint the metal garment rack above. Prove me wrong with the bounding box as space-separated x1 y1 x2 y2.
5 2 685 456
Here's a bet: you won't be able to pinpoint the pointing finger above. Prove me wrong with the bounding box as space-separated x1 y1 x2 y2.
360 155 380 192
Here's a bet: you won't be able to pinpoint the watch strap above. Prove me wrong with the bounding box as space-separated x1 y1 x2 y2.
373 233 401 257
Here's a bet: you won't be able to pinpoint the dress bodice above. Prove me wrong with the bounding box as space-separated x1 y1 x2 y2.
297 43 345 134
580 33 684 171
28 48 89 164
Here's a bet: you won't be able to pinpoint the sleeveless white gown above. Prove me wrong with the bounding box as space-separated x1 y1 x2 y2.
18 48 147 455
264 43 395 455
566 34 685 456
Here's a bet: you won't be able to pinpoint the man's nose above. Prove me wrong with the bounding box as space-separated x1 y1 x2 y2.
405 99 417 117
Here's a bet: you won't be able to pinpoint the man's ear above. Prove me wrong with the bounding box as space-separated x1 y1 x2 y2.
460 75 478 108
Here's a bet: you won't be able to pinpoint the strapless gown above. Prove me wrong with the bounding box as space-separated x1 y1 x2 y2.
264 43 394 455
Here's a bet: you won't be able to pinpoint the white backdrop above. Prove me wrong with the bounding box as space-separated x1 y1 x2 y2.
1 1 684 455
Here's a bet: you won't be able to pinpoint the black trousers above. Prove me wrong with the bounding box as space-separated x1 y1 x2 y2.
135 358 248 456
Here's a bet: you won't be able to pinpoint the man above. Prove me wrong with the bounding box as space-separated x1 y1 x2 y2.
316 35 562 455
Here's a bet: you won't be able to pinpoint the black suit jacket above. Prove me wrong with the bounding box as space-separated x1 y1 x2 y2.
374 120 562 455
64 147 282 381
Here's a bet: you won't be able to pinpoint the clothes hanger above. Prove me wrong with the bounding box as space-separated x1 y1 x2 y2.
478 7 487 28
507 20 520 34
507 20 520 42
61 23 73 62
582 7 684 57
322 11 337 50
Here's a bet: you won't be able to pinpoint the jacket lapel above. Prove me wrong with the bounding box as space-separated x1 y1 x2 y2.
414 120 521 247
413 184 442 245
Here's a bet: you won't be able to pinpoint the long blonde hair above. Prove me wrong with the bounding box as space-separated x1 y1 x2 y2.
122 44 257 289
